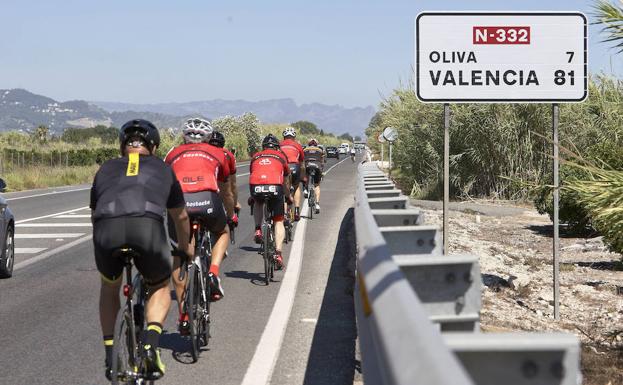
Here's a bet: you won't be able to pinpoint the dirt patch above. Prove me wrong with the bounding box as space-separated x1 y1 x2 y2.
417 205 623 383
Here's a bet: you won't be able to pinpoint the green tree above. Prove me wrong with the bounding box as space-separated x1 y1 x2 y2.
338 133 354 142
594 0 623 51
291 120 320 135
354 135 362 141
35 125 49 143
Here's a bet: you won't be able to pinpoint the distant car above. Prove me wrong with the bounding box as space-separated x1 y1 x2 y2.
326 146 339 158
338 147 347 155
0 178 14 278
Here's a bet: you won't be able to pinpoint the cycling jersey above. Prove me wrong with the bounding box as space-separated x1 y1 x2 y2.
90 154 185 284
165 143 230 193
249 149 290 185
303 146 324 166
90 155 185 222
280 138 305 164
224 148 236 174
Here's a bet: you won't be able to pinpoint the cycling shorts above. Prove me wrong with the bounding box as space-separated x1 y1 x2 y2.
93 216 171 285
288 163 302 186
306 163 322 186
250 184 285 220
168 191 227 245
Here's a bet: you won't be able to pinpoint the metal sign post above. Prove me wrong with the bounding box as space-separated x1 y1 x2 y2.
553 103 560 320
383 127 398 177
443 104 450 255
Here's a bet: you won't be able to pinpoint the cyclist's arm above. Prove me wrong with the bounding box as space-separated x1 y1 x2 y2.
168 207 192 257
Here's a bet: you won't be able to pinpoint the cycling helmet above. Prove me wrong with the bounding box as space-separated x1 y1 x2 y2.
262 134 280 150
119 119 160 150
282 126 296 138
182 117 213 143
208 131 226 148
308 138 318 146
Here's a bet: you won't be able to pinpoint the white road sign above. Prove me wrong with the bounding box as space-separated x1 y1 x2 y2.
383 127 398 142
415 12 587 102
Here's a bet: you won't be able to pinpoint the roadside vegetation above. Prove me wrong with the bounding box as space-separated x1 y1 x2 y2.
0 113 347 192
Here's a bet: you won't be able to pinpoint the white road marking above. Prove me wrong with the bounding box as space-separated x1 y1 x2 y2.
16 207 90 224
324 156 350 174
16 223 92 227
54 214 91 218
241 202 309 385
241 157 347 385
237 172 250 177
300 318 318 324
14 235 93 271
15 233 84 239
15 248 47 254
6 187 90 201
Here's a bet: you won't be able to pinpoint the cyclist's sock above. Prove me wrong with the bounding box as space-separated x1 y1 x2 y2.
103 335 113 365
209 264 219 277
144 322 163 349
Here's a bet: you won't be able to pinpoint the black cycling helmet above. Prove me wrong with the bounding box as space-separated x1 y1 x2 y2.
262 134 280 150
119 119 160 150
208 131 226 148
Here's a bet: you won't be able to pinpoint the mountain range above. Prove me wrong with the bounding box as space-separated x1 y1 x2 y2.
0 89 374 136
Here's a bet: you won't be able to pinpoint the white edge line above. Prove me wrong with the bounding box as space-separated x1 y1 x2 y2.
6 187 91 201
14 234 93 271
16 206 90 224
240 154 347 385
241 202 309 385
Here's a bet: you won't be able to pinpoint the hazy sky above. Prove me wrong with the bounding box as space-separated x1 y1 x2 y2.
0 0 619 108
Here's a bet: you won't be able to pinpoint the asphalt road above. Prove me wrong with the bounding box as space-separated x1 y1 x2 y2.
0 156 359 385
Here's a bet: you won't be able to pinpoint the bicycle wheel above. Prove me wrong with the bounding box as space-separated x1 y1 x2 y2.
262 221 271 285
308 189 315 220
269 226 275 279
187 264 201 362
111 308 138 385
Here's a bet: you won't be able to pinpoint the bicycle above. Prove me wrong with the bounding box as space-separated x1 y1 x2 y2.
284 185 295 243
306 167 320 219
250 189 278 285
178 219 212 363
109 248 152 385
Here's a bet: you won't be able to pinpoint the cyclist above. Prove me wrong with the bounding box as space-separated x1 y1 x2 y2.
303 138 325 214
279 126 305 221
208 131 241 228
91 119 193 380
249 134 291 269
165 118 232 334
350 147 356 162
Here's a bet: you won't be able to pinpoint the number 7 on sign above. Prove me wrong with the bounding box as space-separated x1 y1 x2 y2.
566 51 574 63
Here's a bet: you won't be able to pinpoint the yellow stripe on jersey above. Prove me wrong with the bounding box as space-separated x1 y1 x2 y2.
126 153 140 176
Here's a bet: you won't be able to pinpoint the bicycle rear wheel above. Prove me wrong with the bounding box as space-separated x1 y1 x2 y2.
262 222 271 285
111 308 139 385
187 264 202 362
308 190 315 220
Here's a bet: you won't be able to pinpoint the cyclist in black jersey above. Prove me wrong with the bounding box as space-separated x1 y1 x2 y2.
303 138 325 214
90 119 193 381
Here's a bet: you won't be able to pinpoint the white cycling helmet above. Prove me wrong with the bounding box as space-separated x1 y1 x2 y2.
183 118 213 143
283 126 296 138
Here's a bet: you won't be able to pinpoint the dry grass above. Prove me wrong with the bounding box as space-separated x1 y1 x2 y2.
2 165 98 191
582 345 623 385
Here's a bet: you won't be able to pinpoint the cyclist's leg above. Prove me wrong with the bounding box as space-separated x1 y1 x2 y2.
93 217 127 370
167 216 188 316
250 185 265 243
132 217 173 378
203 192 229 300
269 192 286 269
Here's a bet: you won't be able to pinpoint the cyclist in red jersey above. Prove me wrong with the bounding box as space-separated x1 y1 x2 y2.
279 126 305 221
208 131 241 227
249 134 291 269
165 118 232 333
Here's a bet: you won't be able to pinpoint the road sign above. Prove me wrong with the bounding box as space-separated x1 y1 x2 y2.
378 132 387 143
383 127 398 142
415 12 587 102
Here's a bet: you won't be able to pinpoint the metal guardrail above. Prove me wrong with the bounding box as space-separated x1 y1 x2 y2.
354 162 581 385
